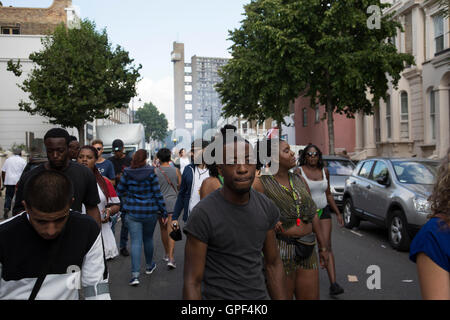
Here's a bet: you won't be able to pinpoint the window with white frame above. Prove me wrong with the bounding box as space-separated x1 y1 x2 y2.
400 92 409 139
430 90 436 140
386 95 392 139
433 15 444 54
315 104 320 123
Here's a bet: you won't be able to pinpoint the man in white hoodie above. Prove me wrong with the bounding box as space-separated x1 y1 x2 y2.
0 170 110 300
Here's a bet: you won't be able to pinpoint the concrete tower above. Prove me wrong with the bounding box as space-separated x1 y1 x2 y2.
171 42 186 132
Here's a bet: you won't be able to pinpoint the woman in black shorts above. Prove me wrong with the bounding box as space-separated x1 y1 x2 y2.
298 144 345 296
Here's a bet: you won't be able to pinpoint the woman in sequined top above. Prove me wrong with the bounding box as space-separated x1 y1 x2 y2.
253 139 329 300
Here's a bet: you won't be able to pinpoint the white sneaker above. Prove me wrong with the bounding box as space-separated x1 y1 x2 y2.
129 277 139 286
167 260 176 269
162 255 169 262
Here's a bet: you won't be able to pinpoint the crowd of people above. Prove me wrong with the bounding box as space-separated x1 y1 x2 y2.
0 126 448 300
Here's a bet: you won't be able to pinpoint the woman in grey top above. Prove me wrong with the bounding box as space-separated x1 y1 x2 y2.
156 148 181 269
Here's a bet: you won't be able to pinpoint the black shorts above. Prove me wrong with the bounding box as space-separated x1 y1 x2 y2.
319 206 332 220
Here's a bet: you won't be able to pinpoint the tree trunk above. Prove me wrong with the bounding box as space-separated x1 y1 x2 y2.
326 97 335 156
277 119 283 138
77 125 85 146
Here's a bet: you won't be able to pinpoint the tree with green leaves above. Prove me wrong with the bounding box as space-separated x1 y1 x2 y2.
217 0 414 154
8 19 141 145
134 102 168 142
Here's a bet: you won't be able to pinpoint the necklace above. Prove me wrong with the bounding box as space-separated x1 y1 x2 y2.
272 174 302 227
197 166 209 180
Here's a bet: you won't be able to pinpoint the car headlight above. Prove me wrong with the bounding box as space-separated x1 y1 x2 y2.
413 197 431 214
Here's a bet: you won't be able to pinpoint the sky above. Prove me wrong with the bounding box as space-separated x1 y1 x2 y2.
2 0 250 128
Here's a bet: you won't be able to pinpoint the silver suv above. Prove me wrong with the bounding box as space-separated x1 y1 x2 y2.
343 158 439 251
323 156 356 208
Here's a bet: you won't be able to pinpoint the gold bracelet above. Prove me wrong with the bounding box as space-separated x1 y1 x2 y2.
319 247 327 252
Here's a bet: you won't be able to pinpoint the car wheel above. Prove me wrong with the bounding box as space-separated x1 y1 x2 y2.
388 210 411 252
343 198 360 229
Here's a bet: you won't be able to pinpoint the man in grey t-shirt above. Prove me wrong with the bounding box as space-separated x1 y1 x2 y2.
180 130 287 300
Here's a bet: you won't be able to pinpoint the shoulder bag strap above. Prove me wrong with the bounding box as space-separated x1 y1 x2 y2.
29 222 68 300
29 275 46 301
158 167 177 193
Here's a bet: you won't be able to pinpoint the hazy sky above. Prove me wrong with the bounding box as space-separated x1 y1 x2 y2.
3 0 250 128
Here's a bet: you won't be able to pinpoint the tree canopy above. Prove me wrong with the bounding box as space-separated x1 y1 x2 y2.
216 0 414 154
8 19 142 145
134 102 169 142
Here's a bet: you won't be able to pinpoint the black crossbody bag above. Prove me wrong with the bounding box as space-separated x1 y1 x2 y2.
276 234 315 259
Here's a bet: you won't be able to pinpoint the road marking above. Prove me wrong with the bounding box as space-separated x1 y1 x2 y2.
402 280 413 283
348 275 359 282
350 230 363 237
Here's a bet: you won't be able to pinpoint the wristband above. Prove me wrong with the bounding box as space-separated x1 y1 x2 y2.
319 247 327 252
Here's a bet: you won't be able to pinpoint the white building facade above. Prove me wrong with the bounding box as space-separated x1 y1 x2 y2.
355 0 449 160
0 35 131 152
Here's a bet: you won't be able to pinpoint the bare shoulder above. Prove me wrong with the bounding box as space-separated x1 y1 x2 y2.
200 177 221 200
252 176 265 194
202 177 221 187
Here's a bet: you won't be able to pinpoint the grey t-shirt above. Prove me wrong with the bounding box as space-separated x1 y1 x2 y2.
155 166 178 213
183 188 280 300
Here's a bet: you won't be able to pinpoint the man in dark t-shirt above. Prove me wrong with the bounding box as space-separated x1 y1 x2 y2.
12 128 101 226
107 139 132 256
107 139 132 186
180 130 287 300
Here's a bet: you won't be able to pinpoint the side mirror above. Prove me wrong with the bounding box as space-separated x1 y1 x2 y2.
376 175 390 186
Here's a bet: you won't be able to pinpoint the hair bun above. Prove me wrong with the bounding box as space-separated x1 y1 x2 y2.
220 124 237 135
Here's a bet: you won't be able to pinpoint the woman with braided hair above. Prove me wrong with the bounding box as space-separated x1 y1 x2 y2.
252 138 329 300
77 145 120 260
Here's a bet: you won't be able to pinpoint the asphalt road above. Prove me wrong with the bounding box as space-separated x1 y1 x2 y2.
107 214 422 300
0 193 421 300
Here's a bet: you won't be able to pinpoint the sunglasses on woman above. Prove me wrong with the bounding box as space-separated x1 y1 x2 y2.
307 151 318 157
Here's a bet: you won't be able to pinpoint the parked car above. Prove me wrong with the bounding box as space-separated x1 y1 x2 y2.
343 158 439 251
322 156 356 208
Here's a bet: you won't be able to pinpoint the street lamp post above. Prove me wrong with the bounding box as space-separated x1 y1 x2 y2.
131 97 142 123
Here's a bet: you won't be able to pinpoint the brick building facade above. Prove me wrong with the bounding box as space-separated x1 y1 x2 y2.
294 96 356 156
0 0 71 35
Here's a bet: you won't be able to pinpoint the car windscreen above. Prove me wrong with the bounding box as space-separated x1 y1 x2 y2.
103 147 136 159
391 161 439 185
324 160 355 176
